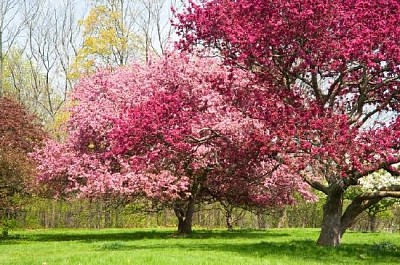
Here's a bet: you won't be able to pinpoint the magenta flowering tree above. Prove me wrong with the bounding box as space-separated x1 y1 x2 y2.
33 53 313 234
176 0 400 245
108 53 313 234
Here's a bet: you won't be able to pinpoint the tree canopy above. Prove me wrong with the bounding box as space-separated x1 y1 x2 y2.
176 0 400 246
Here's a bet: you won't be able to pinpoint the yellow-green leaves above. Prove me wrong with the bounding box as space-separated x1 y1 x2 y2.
69 4 142 80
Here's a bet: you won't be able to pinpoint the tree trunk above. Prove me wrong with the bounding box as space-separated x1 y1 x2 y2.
317 189 344 247
174 198 195 235
369 213 377 232
225 208 233 231
315 178 391 246
177 216 192 235
257 210 267 230
340 197 381 236
277 208 287 228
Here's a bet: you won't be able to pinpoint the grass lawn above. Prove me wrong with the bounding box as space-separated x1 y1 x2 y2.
0 228 399 264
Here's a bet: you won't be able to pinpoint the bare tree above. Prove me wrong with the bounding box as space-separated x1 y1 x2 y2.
0 0 32 96
19 0 83 122
53 0 83 103
137 0 181 62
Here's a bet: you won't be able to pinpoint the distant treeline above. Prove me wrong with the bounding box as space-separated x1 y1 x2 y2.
7 198 400 233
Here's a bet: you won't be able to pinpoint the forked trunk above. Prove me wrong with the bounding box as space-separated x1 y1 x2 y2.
177 215 193 235
317 189 344 247
174 198 195 235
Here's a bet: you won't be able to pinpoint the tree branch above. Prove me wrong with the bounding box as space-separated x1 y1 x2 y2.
302 175 329 194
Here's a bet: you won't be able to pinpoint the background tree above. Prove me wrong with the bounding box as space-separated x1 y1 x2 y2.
137 0 181 62
70 0 180 77
69 0 143 79
23 0 82 122
176 0 400 246
0 97 45 235
0 0 23 97
359 170 400 232
2 48 45 113
0 0 40 96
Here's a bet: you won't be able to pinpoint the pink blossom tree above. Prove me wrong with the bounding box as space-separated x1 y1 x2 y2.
33 53 312 234
176 0 400 245
33 63 156 198
108 53 313 234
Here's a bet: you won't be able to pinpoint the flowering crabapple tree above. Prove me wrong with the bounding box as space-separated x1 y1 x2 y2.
176 0 400 246
108 53 313 234
33 53 312 234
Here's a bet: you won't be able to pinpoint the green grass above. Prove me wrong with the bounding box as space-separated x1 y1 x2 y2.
0 228 399 264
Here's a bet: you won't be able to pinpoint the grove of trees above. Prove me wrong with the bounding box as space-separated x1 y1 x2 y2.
1 0 399 248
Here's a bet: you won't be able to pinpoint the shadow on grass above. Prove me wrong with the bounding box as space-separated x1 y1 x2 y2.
2 229 289 243
211 240 400 263
103 239 400 264
0 234 24 245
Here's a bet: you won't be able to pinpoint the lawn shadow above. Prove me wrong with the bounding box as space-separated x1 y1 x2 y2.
0 239 22 245
16 229 289 243
0 234 25 245
28 230 172 243
126 239 400 264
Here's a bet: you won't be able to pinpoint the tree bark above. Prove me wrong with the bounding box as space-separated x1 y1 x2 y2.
174 198 195 235
317 188 344 247
313 176 400 247
317 187 387 246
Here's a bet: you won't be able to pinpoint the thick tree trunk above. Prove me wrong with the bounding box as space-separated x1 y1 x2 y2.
177 216 193 235
340 197 381 236
317 189 344 247
314 176 396 246
174 198 195 235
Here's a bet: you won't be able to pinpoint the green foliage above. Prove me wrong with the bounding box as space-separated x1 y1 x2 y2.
11 195 400 232
0 228 399 264
1 219 16 237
